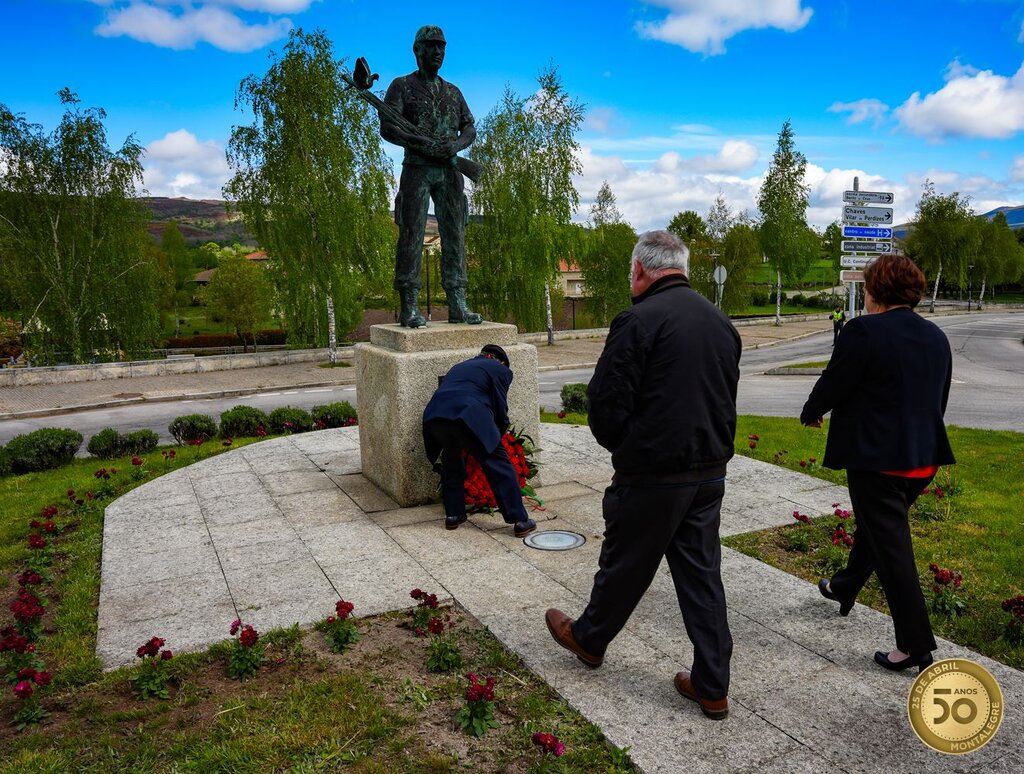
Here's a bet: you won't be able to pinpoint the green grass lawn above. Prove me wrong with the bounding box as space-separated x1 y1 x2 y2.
778 360 830 369
731 304 826 318
162 310 280 339
0 438 635 770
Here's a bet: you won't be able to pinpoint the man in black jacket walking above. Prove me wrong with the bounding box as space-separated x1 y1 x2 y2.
544 230 741 720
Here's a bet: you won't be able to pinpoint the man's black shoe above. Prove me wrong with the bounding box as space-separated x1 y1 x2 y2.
445 514 468 530
513 519 536 537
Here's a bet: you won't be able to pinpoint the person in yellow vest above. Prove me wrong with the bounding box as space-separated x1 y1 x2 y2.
831 307 846 347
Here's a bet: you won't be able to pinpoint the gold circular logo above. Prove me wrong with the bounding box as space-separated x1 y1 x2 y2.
908 658 1004 754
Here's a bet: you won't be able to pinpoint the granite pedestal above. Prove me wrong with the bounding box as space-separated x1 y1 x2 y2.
355 322 540 507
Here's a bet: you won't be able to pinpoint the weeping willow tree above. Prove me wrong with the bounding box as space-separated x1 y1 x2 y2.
0 89 159 363
467 66 584 332
225 29 395 352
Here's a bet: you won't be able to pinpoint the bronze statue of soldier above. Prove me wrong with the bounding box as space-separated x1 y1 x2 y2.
380 25 482 327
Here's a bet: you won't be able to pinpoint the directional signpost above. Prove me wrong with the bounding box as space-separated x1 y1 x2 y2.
841 183 896 317
840 240 892 254
842 225 893 239
843 190 894 204
843 205 893 224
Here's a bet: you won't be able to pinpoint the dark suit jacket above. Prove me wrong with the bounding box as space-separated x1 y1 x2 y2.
800 307 955 471
422 355 512 462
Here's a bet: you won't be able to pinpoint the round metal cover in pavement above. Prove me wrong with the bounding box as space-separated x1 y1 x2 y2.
523 530 586 551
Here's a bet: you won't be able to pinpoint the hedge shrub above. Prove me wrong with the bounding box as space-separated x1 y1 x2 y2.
5 428 83 473
311 401 358 428
268 406 314 434
220 405 270 438
0 445 11 477
121 429 159 455
169 414 218 445
560 383 588 414
87 428 123 459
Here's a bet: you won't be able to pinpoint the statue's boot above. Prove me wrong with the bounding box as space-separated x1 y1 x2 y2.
447 289 483 325
399 289 427 328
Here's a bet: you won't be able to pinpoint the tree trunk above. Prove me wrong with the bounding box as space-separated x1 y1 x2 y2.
978 277 986 310
326 294 337 365
775 270 782 326
544 281 554 346
929 263 942 313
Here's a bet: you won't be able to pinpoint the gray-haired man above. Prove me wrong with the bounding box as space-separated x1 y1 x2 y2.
544 230 741 719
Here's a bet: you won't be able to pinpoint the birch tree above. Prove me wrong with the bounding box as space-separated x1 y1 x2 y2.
225 29 395 356
467 66 584 332
0 89 158 363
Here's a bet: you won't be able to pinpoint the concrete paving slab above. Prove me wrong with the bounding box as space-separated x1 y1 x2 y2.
273 488 366 526
192 471 265 503
206 517 295 549
296 520 401 566
387 520 503 567
98 572 232 626
259 469 338 496
217 537 312 575
199 491 282 527
100 543 222 590
532 481 599 502
368 502 442 529
227 559 338 630
328 473 401 512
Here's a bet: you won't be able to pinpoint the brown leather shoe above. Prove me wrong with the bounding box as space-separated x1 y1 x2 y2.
544 609 603 668
674 671 728 720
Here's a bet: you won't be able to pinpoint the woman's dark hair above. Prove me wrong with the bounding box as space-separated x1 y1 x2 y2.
863 254 927 308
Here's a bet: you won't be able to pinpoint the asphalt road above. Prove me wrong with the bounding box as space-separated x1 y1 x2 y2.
2 312 1021 450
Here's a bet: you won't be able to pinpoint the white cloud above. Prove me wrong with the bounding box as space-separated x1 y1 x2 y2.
1012 156 1024 182
585 107 627 134
94 2 297 52
142 129 230 199
893 61 1024 139
828 98 889 126
650 142 759 176
636 0 813 55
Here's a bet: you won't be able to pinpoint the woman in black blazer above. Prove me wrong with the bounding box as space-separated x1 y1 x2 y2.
801 254 955 673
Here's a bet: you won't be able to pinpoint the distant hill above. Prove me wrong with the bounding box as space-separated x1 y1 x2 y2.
139 197 255 247
892 203 1023 241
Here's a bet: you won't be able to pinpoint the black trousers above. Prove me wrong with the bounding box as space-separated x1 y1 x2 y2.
572 480 733 700
833 322 842 346
423 419 527 525
829 470 937 655
394 164 466 292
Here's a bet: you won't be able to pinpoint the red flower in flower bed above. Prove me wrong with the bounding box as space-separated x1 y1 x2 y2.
428 617 445 636
335 599 354 619
13 680 33 699
136 636 166 659
239 626 259 648
18 571 44 587
27 534 47 550
464 672 496 702
792 510 811 524
831 525 854 547
532 731 566 757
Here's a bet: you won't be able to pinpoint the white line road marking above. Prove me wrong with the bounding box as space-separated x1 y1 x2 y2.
261 392 281 396
181 400 194 403
303 388 333 393
283 391 298 395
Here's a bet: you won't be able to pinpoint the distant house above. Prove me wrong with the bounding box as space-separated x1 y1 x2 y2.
559 260 586 298
193 250 271 285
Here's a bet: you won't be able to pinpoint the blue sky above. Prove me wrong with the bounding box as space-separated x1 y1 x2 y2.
2 0 1023 231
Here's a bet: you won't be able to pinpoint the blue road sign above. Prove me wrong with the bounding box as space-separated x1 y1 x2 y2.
842 225 893 239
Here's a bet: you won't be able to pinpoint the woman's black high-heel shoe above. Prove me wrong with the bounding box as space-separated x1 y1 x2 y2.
874 650 934 674
818 579 854 616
